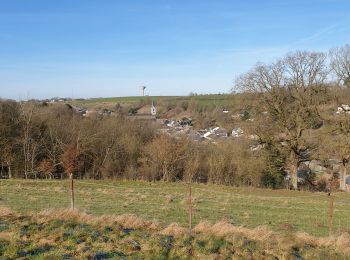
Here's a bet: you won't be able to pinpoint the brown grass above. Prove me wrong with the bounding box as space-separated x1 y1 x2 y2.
0 232 13 240
193 220 350 255
295 232 350 254
33 209 161 230
0 206 15 217
160 223 188 236
194 220 280 243
2 207 350 255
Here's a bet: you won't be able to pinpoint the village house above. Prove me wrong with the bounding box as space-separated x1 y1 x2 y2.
336 104 350 114
232 127 244 137
203 127 229 140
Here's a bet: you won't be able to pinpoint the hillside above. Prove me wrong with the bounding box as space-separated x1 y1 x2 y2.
1 206 349 259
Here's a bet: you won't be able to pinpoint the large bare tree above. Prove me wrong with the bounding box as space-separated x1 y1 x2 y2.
326 106 350 191
329 44 350 87
235 51 328 190
19 102 38 179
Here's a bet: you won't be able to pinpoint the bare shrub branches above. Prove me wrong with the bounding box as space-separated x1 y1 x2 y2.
329 44 350 87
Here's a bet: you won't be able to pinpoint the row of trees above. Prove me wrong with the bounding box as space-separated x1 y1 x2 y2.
235 44 350 190
0 101 266 186
0 103 155 180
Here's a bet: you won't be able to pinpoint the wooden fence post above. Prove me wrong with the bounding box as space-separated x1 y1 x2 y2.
188 183 192 231
329 191 334 236
69 173 75 209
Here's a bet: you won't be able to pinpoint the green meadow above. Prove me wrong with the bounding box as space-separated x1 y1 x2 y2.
1 179 349 237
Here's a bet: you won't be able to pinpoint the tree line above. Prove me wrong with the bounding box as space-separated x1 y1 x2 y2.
1 44 350 191
0 101 265 186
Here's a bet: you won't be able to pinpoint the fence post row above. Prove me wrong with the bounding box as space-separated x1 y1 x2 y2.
60 178 346 237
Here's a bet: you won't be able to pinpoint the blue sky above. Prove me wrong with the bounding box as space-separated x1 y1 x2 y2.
0 0 350 99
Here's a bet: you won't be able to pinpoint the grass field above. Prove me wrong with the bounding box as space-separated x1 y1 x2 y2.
70 94 235 108
1 180 350 237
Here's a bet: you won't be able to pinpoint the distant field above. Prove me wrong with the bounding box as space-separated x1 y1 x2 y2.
71 94 235 107
1 180 350 237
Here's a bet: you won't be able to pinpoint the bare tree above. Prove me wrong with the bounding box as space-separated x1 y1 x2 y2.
235 51 328 190
19 102 38 179
184 151 200 183
0 100 21 178
36 158 54 179
328 107 350 191
140 135 188 181
61 144 83 209
329 44 350 87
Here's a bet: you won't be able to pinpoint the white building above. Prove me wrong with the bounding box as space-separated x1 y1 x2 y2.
336 104 350 114
151 101 157 116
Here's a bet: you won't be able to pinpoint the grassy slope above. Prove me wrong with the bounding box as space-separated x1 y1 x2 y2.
0 208 350 259
1 180 350 237
0 208 349 259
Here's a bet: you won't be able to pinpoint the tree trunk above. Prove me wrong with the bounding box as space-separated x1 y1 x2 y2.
163 164 168 181
291 165 298 190
289 152 298 190
23 138 29 179
31 146 37 179
339 161 347 191
8 165 12 179
23 146 28 179
5 161 12 179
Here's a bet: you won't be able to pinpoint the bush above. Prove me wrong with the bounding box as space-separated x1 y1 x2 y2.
260 170 285 189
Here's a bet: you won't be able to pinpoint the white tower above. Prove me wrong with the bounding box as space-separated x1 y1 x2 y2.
141 86 146 96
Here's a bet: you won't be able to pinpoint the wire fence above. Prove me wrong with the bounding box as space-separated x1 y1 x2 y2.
1 179 350 237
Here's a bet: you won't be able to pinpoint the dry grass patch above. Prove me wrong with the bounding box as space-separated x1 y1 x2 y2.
296 232 350 255
160 223 188 236
0 206 15 217
33 209 161 230
194 220 292 250
0 232 13 240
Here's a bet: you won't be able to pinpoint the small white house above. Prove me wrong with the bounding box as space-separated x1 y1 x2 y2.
203 127 228 140
336 104 350 114
232 128 244 138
